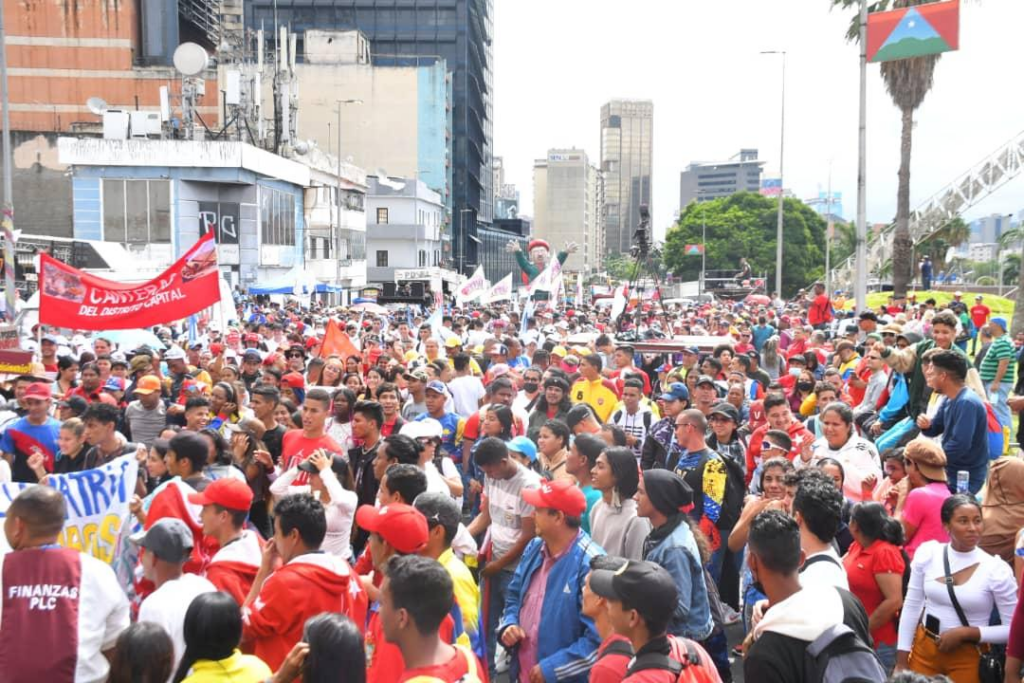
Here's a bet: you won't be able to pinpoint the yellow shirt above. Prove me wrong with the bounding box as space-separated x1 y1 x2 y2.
182 650 272 682
448 356 483 377
439 547 480 640
571 377 619 423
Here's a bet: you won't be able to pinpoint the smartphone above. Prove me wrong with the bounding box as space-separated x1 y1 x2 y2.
925 614 940 633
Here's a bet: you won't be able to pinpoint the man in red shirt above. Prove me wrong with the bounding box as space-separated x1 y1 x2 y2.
191 478 263 606
64 362 117 406
583 556 634 683
745 393 813 487
243 493 366 670
279 388 342 488
591 560 720 682
970 294 991 354
806 282 833 330
380 554 483 683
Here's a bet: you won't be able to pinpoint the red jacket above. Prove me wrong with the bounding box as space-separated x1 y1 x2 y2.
745 421 813 487
205 530 263 607
244 552 368 670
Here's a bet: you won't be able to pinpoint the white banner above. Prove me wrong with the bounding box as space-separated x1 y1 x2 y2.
456 265 488 304
484 273 513 304
0 454 139 565
526 257 562 295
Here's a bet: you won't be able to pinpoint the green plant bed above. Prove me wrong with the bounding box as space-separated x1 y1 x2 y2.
846 291 1016 318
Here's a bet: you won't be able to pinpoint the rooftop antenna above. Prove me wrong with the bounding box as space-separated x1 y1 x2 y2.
86 97 109 116
173 42 209 140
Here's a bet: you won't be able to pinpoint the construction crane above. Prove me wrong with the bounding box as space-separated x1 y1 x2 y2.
831 128 1024 289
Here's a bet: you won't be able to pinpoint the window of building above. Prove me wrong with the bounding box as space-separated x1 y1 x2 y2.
102 179 171 244
418 249 427 267
377 207 389 224
259 186 296 246
376 250 389 267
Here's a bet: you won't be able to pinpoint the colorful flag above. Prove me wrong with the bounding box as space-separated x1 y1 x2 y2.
867 0 959 63
683 244 705 256
38 232 220 330
760 178 782 197
320 319 360 359
520 298 535 338
483 273 513 304
455 265 487 304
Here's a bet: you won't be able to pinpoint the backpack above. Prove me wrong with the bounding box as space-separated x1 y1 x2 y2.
713 453 747 531
404 644 483 683
597 639 634 661
803 623 887 683
625 640 718 683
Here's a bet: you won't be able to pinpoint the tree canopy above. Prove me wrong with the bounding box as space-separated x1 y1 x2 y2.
663 192 828 296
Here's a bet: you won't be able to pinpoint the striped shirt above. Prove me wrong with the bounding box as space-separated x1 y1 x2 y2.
485 462 541 564
980 335 1016 382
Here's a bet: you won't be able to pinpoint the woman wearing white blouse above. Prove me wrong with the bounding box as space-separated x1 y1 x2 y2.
895 494 1017 681
269 449 358 561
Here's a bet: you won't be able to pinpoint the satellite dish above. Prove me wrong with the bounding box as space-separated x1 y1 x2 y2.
86 97 109 116
173 43 209 77
376 169 407 191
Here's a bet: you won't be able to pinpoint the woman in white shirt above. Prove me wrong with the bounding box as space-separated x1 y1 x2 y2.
589 446 652 560
269 449 358 561
805 402 880 502
895 494 1017 680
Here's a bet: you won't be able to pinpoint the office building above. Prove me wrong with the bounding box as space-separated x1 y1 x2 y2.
679 149 765 208
365 176 446 284
245 0 495 274
494 156 520 219
600 99 653 255
969 214 1014 244
533 149 604 274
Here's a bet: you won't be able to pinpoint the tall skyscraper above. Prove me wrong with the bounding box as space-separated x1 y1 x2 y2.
600 100 653 255
245 0 494 273
533 150 604 274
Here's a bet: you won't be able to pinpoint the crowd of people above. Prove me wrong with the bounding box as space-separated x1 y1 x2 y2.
6 282 1024 683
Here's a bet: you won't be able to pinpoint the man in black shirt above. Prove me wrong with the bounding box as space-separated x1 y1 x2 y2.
250 384 285 464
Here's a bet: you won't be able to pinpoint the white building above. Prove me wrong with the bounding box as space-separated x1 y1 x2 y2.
365 176 445 283
533 149 604 274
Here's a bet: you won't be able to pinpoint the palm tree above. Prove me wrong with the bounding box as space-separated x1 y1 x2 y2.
997 227 1024 333
831 0 942 299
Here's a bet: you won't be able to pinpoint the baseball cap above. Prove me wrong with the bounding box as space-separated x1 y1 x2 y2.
129 518 194 563
41 334 58 344
57 395 88 413
400 418 443 441
187 478 254 512
297 453 349 479
404 368 429 382
129 355 153 374
444 337 462 349
424 380 448 396
242 349 262 362
281 372 305 389
355 503 429 554
132 375 162 396
163 346 187 361
904 438 948 482
709 402 740 423
695 374 716 388
522 479 587 517
103 377 126 392
659 382 690 402
681 346 699 356
490 344 509 356
507 436 538 463
589 560 678 628
991 317 1008 332
23 382 52 400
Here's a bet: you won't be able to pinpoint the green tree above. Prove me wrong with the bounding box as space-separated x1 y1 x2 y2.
832 0 942 300
997 228 1024 332
663 192 827 296
916 216 970 266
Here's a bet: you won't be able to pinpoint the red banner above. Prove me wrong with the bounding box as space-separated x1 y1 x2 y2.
38 233 221 330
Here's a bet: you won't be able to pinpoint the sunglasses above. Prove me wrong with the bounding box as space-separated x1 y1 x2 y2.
762 441 784 451
286 353 304 359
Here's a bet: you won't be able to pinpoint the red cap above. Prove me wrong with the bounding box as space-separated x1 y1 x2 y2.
281 372 305 389
261 352 281 367
23 382 52 400
243 333 260 343
522 479 587 517
187 478 254 512
355 503 428 554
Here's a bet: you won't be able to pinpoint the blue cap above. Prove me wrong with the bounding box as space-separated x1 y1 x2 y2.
659 382 690 402
991 317 1008 332
507 436 538 463
424 380 448 396
682 346 699 355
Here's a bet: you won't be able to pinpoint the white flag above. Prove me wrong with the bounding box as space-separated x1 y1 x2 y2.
456 265 487 304
529 257 562 294
484 273 513 304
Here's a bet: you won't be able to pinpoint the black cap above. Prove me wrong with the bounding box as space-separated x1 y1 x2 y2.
696 374 716 387
590 560 679 628
858 310 878 322
709 402 740 423
57 395 88 415
565 403 595 429
297 453 349 478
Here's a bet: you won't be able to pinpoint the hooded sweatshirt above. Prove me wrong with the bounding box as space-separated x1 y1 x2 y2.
744 584 871 683
243 552 368 670
204 530 263 607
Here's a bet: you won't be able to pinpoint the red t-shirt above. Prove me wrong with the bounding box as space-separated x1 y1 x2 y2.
280 430 342 485
366 604 455 683
399 645 478 682
808 294 832 326
843 540 905 646
590 634 632 683
971 304 991 329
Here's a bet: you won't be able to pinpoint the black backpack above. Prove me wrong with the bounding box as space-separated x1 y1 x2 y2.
625 640 717 683
803 623 887 683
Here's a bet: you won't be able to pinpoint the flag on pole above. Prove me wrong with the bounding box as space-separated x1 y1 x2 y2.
483 273 513 304
867 0 959 63
424 306 444 340
520 298 535 338
455 266 487 304
576 277 584 305
320 319 360 359
683 244 705 255
610 284 628 322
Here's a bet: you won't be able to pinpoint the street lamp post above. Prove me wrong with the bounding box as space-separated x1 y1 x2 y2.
334 98 362 304
761 50 786 298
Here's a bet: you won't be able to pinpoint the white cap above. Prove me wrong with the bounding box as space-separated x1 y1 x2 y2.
163 345 187 361
400 418 443 440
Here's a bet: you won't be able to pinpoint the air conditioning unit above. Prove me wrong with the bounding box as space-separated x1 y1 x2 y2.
129 111 161 138
102 110 130 140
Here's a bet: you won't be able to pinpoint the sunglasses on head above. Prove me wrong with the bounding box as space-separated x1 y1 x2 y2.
762 441 783 451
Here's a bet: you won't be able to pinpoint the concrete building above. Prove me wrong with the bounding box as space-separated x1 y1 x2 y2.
494 156 520 220
365 176 446 284
601 100 653 255
969 243 999 262
969 214 1014 244
58 138 367 300
245 0 495 274
480 220 530 286
533 149 604 274
679 149 765 207
288 31 451 216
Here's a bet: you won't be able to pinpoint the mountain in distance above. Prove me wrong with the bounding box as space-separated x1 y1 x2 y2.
874 35 950 62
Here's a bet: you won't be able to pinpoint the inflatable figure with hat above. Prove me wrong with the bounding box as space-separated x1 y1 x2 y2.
505 238 578 300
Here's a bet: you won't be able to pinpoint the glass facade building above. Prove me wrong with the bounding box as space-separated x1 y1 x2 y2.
600 100 653 256
244 0 494 274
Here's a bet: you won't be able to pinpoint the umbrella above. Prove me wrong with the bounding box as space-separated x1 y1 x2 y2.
745 294 771 307
349 302 388 315
103 329 167 351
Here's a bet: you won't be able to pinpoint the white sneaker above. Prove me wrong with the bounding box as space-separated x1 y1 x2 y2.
722 604 742 625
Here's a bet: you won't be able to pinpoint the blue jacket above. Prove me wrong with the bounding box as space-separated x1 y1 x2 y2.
643 516 714 641
923 386 989 493
498 531 604 683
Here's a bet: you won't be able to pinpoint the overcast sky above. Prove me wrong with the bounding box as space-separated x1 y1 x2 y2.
492 0 1024 242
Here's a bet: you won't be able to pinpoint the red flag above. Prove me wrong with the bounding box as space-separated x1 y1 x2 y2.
320 319 360 360
38 232 220 330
